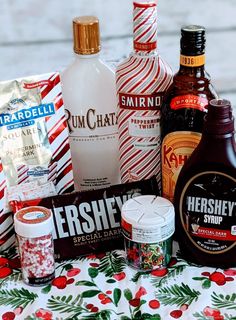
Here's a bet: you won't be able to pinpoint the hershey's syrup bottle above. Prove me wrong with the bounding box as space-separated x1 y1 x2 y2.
174 99 236 268
161 25 217 202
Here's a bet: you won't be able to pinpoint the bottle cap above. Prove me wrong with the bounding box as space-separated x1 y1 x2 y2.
121 195 175 243
204 98 235 135
14 206 54 238
73 16 101 55
181 25 205 56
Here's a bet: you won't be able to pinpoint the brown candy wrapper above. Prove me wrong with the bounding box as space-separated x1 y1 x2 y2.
10 177 159 261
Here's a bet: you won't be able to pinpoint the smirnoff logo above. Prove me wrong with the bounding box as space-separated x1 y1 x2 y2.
119 93 163 110
65 108 117 133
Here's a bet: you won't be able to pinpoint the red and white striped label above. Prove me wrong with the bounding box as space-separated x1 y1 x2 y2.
0 72 74 251
116 53 173 184
133 1 157 52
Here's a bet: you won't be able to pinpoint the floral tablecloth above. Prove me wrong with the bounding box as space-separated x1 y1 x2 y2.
0 242 236 320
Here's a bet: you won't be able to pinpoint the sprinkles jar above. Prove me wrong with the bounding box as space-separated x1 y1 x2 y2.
14 206 55 286
121 195 175 271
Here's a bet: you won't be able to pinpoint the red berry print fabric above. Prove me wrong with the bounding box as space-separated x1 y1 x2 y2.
0 243 235 319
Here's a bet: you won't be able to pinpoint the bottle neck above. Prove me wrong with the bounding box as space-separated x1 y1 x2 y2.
74 52 100 60
178 52 206 74
132 1 158 56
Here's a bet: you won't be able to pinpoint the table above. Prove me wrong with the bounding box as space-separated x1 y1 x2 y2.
0 242 236 320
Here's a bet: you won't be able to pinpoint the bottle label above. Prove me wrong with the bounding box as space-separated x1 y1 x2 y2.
65 107 118 136
116 52 173 185
179 171 236 254
65 107 119 190
133 1 157 52
119 93 163 111
129 115 160 138
162 131 201 202
180 54 205 67
170 94 208 112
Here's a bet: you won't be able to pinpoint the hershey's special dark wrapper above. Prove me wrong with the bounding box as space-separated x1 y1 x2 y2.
11 177 159 260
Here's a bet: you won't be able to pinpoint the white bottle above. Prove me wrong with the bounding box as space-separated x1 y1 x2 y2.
61 16 120 191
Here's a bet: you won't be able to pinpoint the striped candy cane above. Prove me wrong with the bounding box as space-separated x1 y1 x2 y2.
116 1 173 187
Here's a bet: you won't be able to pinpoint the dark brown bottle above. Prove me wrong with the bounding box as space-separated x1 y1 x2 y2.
174 99 236 268
161 25 217 202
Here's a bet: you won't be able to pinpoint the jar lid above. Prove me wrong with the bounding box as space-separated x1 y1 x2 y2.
14 206 54 238
121 195 175 243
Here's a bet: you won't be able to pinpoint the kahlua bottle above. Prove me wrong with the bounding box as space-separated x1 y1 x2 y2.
116 0 173 188
61 16 120 191
174 99 236 268
161 25 217 202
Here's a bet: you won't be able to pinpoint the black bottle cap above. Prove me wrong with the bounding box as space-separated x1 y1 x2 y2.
181 25 205 56
204 99 235 135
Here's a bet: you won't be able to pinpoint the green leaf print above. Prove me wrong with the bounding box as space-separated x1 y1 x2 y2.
131 271 149 283
88 267 99 278
98 251 126 277
113 288 122 306
124 288 133 301
41 284 52 294
106 279 116 284
0 287 38 309
202 279 211 289
78 310 112 320
212 292 236 310
156 282 201 307
81 290 101 298
47 294 83 315
75 280 96 287
151 263 186 288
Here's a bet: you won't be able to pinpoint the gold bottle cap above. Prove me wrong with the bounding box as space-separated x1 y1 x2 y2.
73 16 101 55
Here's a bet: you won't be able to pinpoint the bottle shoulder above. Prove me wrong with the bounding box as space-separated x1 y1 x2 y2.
163 69 217 98
62 56 115 82
175 138 236 183
116 52 173 76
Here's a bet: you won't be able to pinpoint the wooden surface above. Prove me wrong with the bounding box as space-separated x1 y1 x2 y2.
0 0 236 115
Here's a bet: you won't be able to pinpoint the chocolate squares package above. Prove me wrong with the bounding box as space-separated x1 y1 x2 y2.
0 72 74 252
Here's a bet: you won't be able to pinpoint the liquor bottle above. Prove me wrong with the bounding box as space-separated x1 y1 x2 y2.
61 16 120 191
161 25 217 202
174 98 236 268
116 0 173 187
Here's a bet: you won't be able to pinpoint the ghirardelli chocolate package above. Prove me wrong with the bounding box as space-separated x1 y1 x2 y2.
0 72 74 252
11 177 159 260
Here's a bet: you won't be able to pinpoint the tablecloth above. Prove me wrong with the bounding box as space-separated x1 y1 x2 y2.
0 242 236 320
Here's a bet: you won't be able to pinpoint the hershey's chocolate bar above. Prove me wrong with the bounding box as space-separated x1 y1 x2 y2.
12 177 159 260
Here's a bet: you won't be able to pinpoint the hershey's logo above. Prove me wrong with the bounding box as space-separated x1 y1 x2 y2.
119 93 162 110
52 194 131 239
65 108 117 133
163 145 189 169
187 196 236 217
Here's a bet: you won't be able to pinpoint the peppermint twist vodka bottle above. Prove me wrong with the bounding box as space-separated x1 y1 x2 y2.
116 0 173 187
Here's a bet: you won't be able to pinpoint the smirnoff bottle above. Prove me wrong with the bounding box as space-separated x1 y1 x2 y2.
116 0 173 187
61 16 120 191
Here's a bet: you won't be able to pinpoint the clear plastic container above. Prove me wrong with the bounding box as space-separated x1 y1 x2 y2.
14 206 55 286
121 195 175 271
